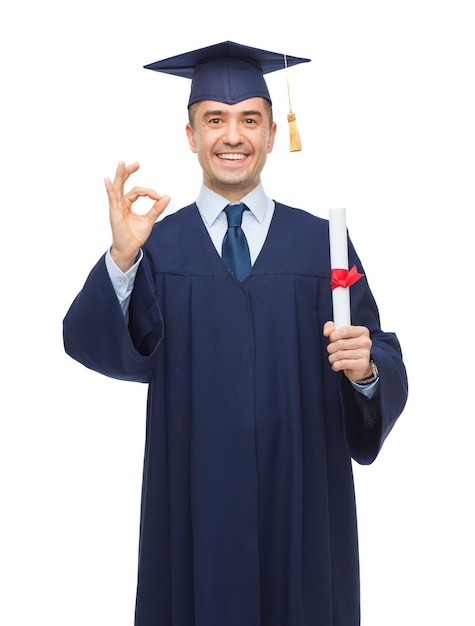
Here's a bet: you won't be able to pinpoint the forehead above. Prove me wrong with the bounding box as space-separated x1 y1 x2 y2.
193 97 270 116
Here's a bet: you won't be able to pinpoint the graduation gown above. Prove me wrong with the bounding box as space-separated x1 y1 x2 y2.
63 201 408 626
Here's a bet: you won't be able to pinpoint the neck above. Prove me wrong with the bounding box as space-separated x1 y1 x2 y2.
203 180 260 204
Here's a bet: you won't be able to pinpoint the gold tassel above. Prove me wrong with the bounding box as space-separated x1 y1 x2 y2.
287 111 302 152
284 54 302 152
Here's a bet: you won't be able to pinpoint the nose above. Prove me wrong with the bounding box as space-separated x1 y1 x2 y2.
222 120 243 145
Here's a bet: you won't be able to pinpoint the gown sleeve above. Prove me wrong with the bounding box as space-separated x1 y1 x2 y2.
339 239 408 465
63 254 163 383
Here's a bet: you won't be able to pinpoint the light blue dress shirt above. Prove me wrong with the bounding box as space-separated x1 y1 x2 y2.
105 183 379 398
195 182 274 264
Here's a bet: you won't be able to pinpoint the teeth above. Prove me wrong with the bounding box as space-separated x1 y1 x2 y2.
218 153 246 160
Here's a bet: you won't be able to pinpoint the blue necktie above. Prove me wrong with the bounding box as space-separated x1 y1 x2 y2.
222 203 252 281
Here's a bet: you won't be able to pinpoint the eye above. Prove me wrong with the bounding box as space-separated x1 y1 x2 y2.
244 118 257 125
208 117 223 125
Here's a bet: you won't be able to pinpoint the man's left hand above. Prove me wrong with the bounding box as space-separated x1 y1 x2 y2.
323 321 373 382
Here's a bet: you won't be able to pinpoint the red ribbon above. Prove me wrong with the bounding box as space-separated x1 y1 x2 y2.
331 265 364 290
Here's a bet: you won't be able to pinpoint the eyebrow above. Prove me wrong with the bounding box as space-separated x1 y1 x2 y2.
202 109 263 119
241 110 263 119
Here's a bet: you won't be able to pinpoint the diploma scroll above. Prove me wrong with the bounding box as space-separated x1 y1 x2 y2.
329 207 351 328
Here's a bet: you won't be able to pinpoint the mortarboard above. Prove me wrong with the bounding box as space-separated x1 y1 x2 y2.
144 41 311 151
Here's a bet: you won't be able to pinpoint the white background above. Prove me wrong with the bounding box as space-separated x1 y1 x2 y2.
1 1 474 624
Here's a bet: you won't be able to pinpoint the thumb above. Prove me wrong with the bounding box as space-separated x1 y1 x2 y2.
147 194 172 223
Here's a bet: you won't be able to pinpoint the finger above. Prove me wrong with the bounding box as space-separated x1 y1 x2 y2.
328 348 369 369
112 161 126 189
123 161 140 182
106 163 142 215
125 186 164 204
104 176 113 195
111 161 140 195
327 325 370 346
146 195 171 223
105 175 121 209
328 337 372 360
323 320 335 337
341 325 370 339
329 346 370 363
104 163 126 207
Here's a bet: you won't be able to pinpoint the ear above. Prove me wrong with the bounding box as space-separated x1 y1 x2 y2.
186 123 198 153
267 122 277 153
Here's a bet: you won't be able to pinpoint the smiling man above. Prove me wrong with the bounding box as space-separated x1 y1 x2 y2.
63 41 408 626
186 98 276 201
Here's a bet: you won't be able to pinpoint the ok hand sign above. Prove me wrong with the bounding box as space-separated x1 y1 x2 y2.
106 161 171 272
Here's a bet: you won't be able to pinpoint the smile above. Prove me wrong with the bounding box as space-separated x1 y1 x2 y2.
217 153 247 160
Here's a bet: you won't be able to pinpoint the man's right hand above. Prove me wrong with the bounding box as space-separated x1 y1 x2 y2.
106 161 171 272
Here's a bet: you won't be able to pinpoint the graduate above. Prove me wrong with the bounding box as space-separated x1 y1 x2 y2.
63 41 408 626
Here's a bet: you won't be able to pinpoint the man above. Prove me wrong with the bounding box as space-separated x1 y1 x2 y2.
63 41 408 626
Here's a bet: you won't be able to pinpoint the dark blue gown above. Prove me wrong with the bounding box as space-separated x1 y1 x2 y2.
63 202 408 626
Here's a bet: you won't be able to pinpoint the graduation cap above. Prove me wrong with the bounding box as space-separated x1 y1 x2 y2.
144 41 311 152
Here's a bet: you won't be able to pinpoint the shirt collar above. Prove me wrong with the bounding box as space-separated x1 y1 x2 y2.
196 183 269 226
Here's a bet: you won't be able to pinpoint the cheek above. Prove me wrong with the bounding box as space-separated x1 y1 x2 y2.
191 131 212 155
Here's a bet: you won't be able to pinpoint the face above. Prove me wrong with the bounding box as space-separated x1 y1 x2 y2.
186 97 277 202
